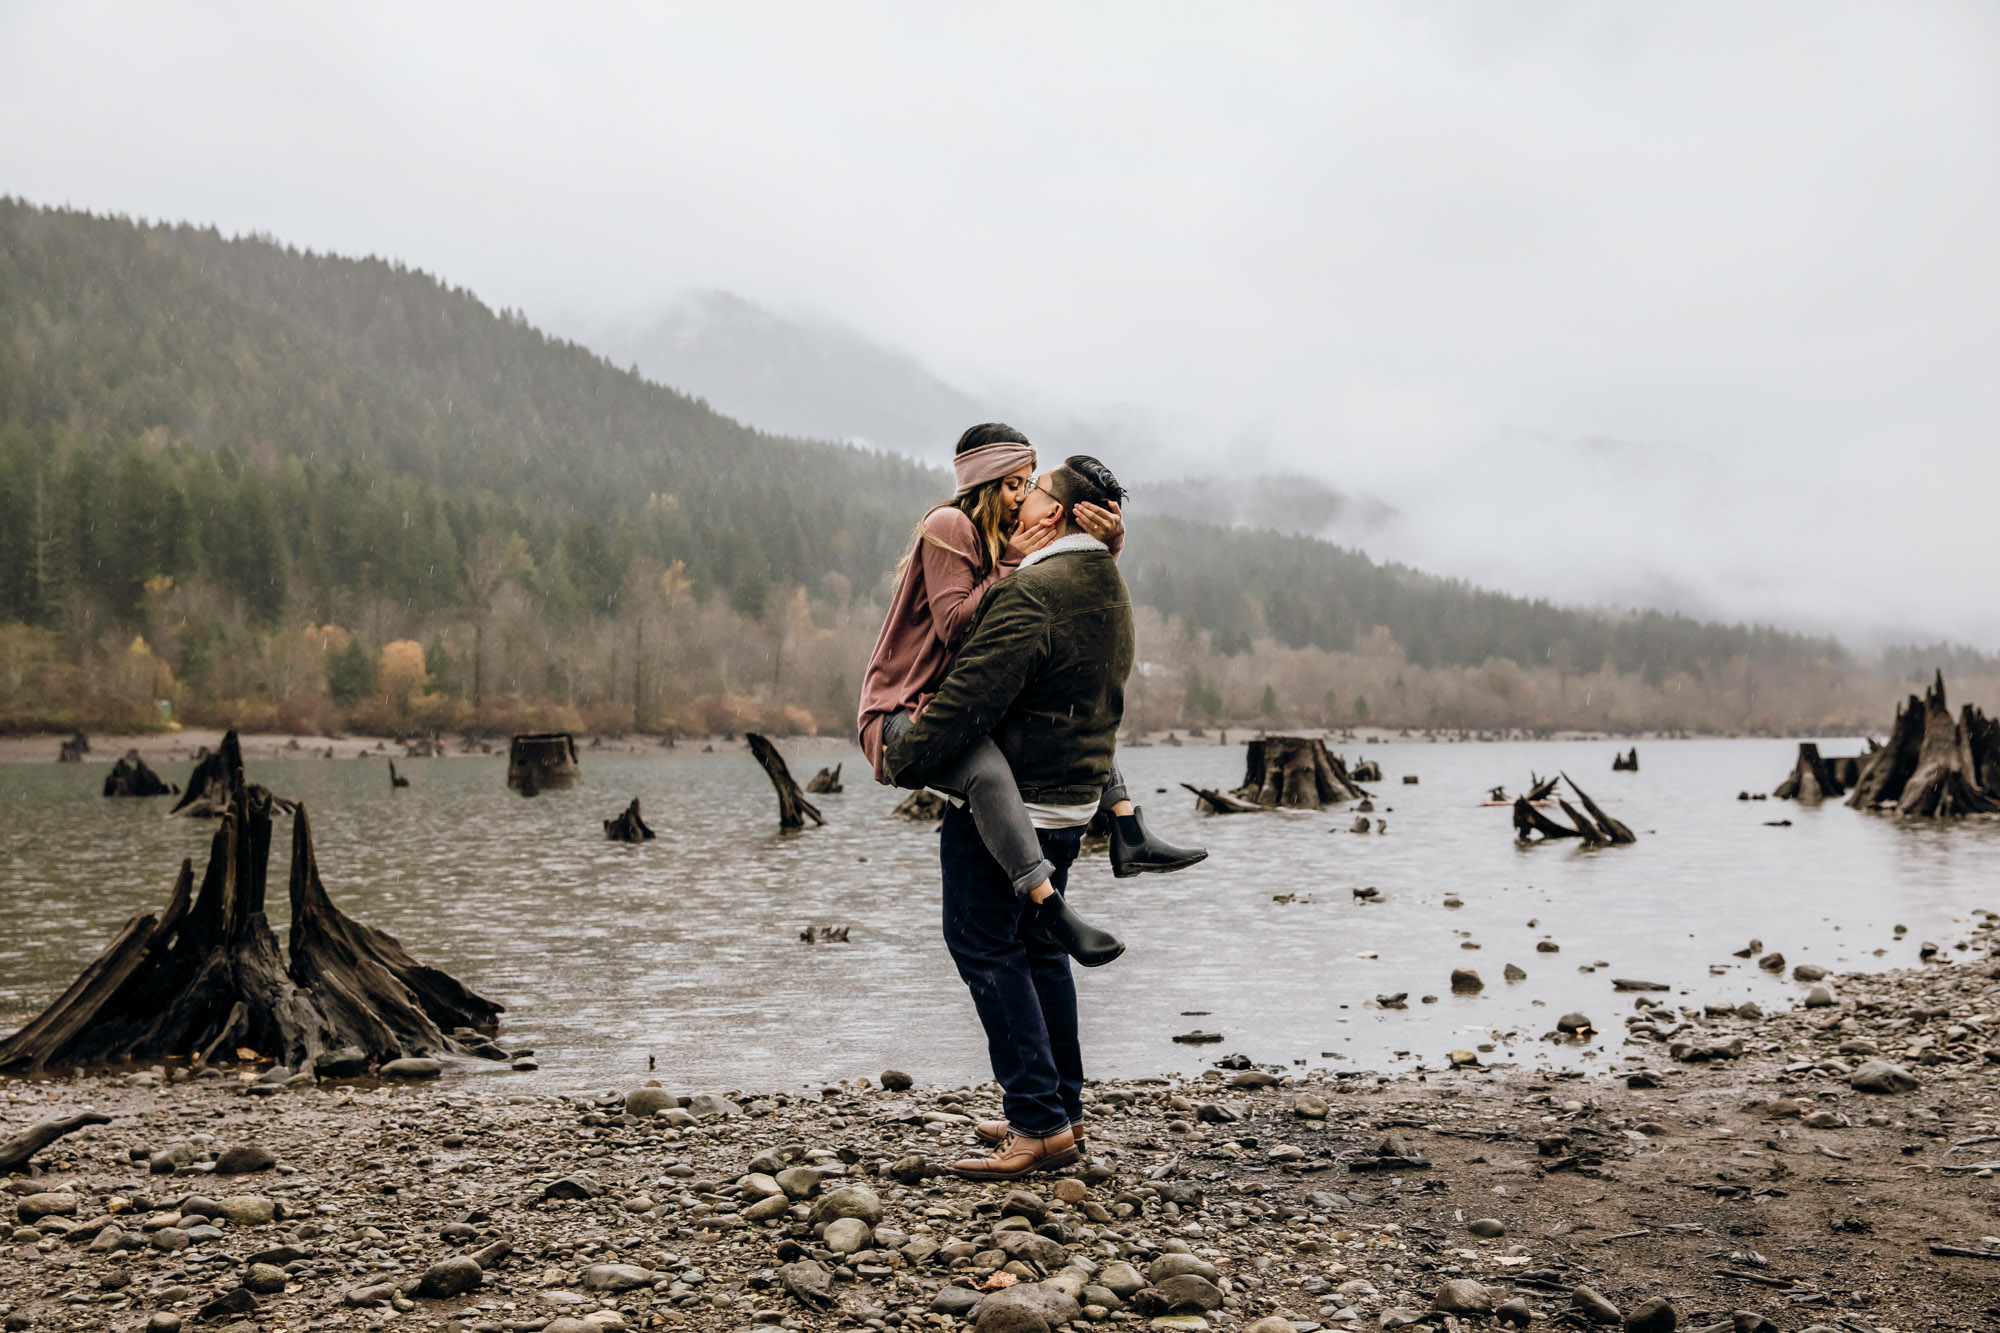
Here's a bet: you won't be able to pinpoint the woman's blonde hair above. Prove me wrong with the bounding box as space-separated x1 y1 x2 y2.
896 424 1032 581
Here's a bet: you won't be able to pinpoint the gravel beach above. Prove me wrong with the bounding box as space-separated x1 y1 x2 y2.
5 953 1999 1333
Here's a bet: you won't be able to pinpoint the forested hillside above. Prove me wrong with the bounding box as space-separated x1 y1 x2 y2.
0 199 1890 737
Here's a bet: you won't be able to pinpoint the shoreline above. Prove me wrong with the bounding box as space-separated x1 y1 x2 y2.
3 959 1996 1332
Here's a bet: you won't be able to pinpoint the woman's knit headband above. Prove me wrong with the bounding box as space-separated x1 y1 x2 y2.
952 442 1037 497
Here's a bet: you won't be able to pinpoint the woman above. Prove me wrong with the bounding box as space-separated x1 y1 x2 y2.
858 424 1205 926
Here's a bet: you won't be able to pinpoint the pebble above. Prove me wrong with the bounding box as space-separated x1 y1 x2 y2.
1450 968 1484 993
1572 1284 1622 1324
1292 1093 1329 1119
1623 1295 1678 1332
214 1143 276 1173
880 1068 914 1090
581 1262 654 1291
1432 1277 1495 1314
1849 1059 1920 1093
624 1086 676 1117
378 1056 442 1079
1466 1217 1506 1237
415 1255 483 1298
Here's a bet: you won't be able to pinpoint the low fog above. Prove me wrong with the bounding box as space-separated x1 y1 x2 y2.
4 2 1996 647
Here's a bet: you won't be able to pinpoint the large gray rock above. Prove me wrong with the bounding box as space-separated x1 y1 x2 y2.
995 1229 1068 1269
778 1259 834 1308
932 1286 982 1316
242 1262 289 1294
686 1092 741 1119
776 1166 824 1199
1850 1060 1919 1094
16 1193 77 1223
213 1196 275 1226
379 1057 442 1080
1097 1261 1145 1299
1623 1295 1678 1333
1147 1253 1217 1283
214 1144 276 1174
823 1216 872 1253
1573 1285 1622 1324
809 1184 883 1227
743 1194 791 1222
314 1046 369 1078
415 1256 483 1298
625 1087 677 1118
582 1263 654 1292
1151 1274 1225 1313
976 1281 1082 1332
1433 1278 1495 1314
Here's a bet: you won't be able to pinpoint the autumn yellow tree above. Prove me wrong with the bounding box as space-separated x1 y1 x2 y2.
378 639 428 717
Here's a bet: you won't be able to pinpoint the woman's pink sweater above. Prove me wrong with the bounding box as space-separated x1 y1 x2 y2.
856 506 1123 781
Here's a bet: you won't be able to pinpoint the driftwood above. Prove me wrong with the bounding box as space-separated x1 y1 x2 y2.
0 1112 112 1173
1848 673 2000 816
806 764 844 794
1525 772 1560 802
1183 782 1264 815
746 733 823 829
892 790 946 821
1563 773 1636 843
1612 747 1639 771
1558 798 1604 844
58 732 89 762
604 797 655 842
1774 742 1847 801
508 732 579 795
1513 797 1584 841
1232 736 1368 809
0 746 500 1074
103 751 176 797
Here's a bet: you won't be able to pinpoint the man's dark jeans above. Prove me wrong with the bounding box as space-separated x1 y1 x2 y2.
939 804 1087 1138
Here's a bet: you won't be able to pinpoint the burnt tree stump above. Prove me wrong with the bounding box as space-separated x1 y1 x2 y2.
508 732 580 796
103 751 176 797
1774 742 1846 801
1849 673 2000 816
746 733 823 829
891 790 946 821
1612 747 1639 771
58 732 89 763
604 798 656 842
1233 736 1367 809
0 749 501 1074
806 763 844 794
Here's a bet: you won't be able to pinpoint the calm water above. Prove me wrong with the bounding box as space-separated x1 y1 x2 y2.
3 738 1994 1091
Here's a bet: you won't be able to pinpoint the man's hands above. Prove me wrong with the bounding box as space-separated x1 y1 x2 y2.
1072 499 1124 545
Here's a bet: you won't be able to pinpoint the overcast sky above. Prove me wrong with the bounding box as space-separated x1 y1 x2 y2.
4 2 1997 648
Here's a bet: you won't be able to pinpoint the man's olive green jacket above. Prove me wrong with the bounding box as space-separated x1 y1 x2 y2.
883 544 1134 805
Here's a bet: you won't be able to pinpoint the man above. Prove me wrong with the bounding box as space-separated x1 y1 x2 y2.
884 454 1136 1181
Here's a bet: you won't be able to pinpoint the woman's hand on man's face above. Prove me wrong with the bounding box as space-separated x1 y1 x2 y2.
1072 500 1124 545
1010 507 1062 555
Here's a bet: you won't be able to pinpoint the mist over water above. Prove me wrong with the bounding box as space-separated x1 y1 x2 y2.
3 739 1989 1092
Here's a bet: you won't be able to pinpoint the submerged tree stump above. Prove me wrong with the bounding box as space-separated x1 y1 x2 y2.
891 790 946 821
806 764 844 794
1774 743 1846 801
1232 736 1367 809
1515 774 1635 845
746 733 823 830
58 733 90 763
0 748 501 1074
1612 747 1639 771
604 797 655 842
1350 758 1383 782
508 732 580 796
103 751 176 798
1848 672 2000 816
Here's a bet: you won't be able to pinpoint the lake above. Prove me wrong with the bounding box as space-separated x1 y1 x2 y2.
2 737 1992 1092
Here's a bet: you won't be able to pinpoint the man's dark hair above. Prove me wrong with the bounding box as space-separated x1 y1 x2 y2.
954 422 1032 455
1045 454 1127 515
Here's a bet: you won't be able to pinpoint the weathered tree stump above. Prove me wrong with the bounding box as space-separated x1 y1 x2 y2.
0 748 501 1074
508 732 579 795
103 751 176 798
1351 758 1383 782
1848 672 2000 816
389 761 410 789
746 733 823 829
1232 736 1367 809
0 1112 111 1173
168 731 292 818
1514 775 1635 845
58 732 90 763
806 764 844 794
1612 747 1639 771
1562 773 1636 843
1774 742 1846 801
891 790 946 821
1525 772 1559 802
604 797 655 842
1513 797 1584 841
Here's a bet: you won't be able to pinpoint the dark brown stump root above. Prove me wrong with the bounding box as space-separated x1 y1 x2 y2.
507 732 580 795
1562 773 1636 843
170 730 292 818
1183 782 1263 815
806 763 844 794
1775 742 1846 801
286 805 503 1059
1513 796 1584 842
891 790 946 821
1525 772 1559 802
1849 682 1930 808
103 751 176 797
1232 736 1367 809
603 798 655 842
746 733 823 829
0 1112 112 1173
1557 799 1606 845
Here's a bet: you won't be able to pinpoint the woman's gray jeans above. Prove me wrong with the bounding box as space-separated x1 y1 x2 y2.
886 709 1129 897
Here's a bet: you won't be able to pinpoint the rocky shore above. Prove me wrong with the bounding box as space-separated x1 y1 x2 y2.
4 956 1999 1333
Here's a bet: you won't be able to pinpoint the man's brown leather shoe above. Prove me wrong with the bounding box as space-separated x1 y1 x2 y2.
975 1119 1085 1153
951 1125 1079 1180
